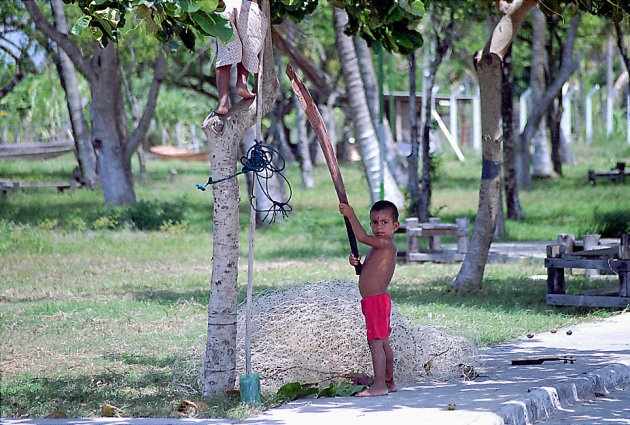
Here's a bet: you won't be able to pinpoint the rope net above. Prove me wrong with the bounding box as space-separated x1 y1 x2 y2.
172 281 478 396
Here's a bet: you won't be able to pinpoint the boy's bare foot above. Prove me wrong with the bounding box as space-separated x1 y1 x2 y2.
213 105 229 115
237 85 256 99
355 385 388 397
385 379 397 392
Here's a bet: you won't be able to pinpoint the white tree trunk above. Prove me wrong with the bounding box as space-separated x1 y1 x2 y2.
333 7 403 207
200 3 280 395
353 37 407 189
531 5 555 178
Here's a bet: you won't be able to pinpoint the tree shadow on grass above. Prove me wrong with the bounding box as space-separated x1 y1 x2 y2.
130 285 282 307
131 288 209 306
2 369 177 417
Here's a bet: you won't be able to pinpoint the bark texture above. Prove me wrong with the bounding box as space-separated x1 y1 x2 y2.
452 0 538 292
49 0 98 189
501 45 523 220
200 1 280 395
353 37 407 189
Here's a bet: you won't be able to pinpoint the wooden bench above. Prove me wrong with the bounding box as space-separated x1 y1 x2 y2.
545 233 630 308
0 179 79 196
588 162 629 185
404 217 470 262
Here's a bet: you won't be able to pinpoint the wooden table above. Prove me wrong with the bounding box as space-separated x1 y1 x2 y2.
546 234 630 308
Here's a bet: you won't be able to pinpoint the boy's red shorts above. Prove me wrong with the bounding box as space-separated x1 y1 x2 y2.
360 293 392 341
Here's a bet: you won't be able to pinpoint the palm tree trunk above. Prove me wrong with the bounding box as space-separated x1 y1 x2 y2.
333 6 403 206
295 92 314 189
49 0 98 189
353 37 407 188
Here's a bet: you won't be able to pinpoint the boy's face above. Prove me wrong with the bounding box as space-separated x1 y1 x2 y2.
369 209 399 238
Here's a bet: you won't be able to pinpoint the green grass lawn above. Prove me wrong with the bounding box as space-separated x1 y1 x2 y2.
1 138 629 419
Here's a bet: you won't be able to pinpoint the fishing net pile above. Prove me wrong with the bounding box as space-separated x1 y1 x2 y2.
172 280 478 396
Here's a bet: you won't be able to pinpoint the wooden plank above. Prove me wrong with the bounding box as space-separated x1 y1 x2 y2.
546 294 630 308
407 228 465 237
419 223 458 230
0 180 72 189
407 252 466 262
407 252 506 263
545 258 630 272
583 285 618 296
572 246 618 257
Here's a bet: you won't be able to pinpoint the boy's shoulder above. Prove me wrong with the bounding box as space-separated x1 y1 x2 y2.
371 237 397 251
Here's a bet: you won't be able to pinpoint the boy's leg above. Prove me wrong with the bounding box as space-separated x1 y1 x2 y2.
236 63 255 99
214 64 232 115
383 337 397 392
356 339 388 397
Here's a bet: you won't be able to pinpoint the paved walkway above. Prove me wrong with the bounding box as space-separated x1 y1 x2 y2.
4 313 629 425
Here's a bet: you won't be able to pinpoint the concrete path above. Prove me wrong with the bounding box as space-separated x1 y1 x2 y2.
4 313 629 425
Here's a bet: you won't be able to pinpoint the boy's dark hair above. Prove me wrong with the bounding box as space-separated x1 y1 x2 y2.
370 200 399 222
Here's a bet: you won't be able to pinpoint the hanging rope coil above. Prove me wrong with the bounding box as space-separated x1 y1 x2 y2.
196 139 292 223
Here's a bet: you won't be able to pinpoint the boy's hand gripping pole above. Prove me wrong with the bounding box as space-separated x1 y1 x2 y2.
286 64 361 275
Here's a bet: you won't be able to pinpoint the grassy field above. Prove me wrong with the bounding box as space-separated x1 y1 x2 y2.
1 139 629 419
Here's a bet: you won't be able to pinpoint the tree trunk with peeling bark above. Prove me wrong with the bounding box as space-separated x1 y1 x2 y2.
200 4 279 395
452 0 538 292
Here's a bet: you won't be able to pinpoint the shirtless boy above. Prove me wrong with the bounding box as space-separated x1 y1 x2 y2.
339 200 399 397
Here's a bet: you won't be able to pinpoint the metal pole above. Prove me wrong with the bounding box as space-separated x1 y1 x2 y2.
377 42 385 200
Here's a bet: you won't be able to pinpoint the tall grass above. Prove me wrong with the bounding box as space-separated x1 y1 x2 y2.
1 138 629 418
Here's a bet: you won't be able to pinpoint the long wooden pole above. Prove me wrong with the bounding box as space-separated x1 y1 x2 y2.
286 64 361 274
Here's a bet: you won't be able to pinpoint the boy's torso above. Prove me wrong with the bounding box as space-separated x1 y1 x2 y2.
358 242 397 298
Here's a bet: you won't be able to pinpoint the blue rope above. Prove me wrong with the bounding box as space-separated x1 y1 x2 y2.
196 139 293 223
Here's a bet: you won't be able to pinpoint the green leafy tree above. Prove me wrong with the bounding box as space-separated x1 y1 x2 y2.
0 0 44 100
32 0 426 397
